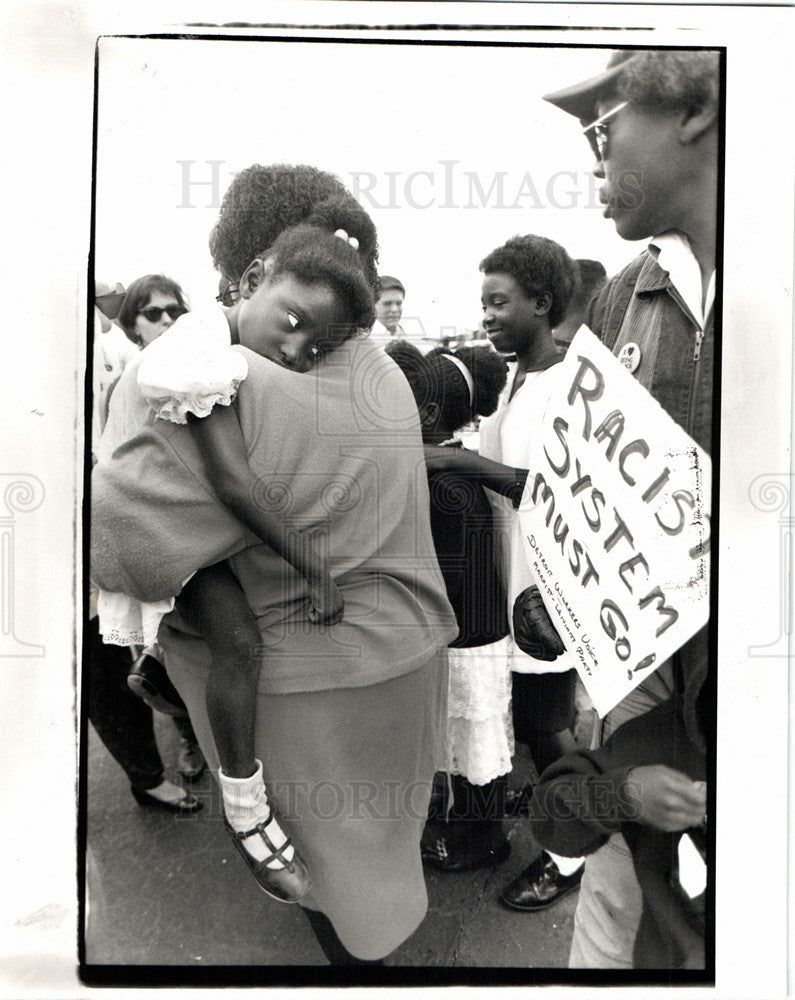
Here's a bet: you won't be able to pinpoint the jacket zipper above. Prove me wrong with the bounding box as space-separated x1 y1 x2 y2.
693 328 704 362
686 327 705 436
666 286 705 437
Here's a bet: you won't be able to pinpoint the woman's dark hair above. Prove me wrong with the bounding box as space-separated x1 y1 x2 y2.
479 234 577 329
385 340 432 407
209 163 379 293
387 341 508 436
265 196 379 334
117 274 189 344
427 345 508 433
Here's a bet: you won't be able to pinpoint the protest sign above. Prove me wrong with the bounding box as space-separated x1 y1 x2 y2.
517 326 711 716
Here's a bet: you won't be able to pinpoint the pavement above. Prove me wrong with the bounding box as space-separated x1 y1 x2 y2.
84 712 582 978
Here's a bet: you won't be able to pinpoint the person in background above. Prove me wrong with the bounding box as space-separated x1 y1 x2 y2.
528 656 710 968
93 282 137 441
369 274 407 346
553 259 608 347
477 233 586 913
531 47 718 968
87 284 202 811
117 274 189 348
98 272 207 785
387 340 520 872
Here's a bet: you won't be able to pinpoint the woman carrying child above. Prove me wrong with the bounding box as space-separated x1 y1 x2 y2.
92 164 458 963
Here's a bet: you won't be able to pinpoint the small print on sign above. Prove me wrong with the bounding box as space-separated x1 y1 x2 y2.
518 327 710 716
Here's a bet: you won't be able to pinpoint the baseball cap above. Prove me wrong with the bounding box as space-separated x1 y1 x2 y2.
543 50 640 122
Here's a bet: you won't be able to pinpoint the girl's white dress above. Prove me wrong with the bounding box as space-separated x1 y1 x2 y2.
96 309 247 646
445 636 515 786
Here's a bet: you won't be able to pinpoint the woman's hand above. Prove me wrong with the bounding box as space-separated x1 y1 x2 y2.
512 585 565 660
623 765 707 832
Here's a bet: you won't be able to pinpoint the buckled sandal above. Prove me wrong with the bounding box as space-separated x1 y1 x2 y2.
224 815 311 903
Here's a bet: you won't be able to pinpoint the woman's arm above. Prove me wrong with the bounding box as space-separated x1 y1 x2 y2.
188 405 341 621
423 445 528 507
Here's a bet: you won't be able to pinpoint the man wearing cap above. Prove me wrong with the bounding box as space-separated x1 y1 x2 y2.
518 49 718 967
369 274 408 347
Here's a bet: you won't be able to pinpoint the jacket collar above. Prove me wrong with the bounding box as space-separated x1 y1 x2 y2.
635 247 673 295
634 246 709 331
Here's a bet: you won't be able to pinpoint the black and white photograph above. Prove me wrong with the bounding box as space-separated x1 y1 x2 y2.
1 3 793 997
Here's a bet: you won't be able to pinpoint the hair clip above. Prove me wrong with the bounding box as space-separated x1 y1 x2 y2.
334 228 360 251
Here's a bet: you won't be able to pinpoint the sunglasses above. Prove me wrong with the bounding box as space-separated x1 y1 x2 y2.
138 304 187 323
582 101 628 161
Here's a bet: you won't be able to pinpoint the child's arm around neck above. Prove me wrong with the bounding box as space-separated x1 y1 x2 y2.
188 404 342 621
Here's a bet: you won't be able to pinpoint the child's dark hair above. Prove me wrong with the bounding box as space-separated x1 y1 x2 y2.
118 274 189 344
264 197 378 333
209 163 379 292
387 341 508 436
480 234 577 329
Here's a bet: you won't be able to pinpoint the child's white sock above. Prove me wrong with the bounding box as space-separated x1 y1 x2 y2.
219 760 295 868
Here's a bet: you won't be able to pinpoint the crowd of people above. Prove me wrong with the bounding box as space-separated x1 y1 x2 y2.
88 47 717 971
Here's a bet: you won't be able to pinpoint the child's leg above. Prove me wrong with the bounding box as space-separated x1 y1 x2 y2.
177 563 260 779
176 563 310 897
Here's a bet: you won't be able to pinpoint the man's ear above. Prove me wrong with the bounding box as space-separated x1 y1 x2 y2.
239 257 275 299
534 291 553 317
679 100 718 144
419 402 440 428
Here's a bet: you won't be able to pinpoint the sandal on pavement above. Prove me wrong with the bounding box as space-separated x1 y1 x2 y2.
224 815 311 903
132 785 202 813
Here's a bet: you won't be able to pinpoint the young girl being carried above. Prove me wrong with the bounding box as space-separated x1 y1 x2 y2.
95 198 378 903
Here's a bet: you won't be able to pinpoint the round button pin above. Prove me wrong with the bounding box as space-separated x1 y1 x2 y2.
618 342 641 373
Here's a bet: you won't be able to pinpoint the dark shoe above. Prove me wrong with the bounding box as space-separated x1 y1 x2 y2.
503 783 534 818
128 653 188 717
499 853 582 912
224 817 311 903
176 736 207 781
422 832 510 872
132 785 202 813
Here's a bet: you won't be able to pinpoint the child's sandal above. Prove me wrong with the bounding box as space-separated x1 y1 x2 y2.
224 815 311 903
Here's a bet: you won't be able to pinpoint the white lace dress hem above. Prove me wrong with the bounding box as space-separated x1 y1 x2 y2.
444 636 514 785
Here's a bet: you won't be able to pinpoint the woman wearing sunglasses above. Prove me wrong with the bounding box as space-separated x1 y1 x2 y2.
103 271 206 795
118 274 189 347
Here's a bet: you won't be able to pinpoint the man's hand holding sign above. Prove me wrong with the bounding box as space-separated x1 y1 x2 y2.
516 326 710 716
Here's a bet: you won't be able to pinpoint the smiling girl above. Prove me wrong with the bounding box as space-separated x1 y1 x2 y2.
477 234 589 910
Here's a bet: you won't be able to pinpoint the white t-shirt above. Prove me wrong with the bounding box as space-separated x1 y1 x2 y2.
479 365 576 675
